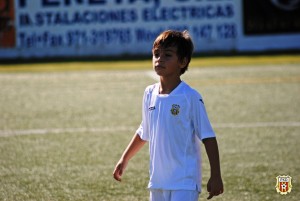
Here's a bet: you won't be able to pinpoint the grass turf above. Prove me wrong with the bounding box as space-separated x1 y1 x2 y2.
1 54 300 72
0 62 299 200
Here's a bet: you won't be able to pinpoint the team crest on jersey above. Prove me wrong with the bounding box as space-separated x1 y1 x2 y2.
170 104 180 116
275 175 292 195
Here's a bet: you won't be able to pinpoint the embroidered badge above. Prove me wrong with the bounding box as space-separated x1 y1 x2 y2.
275 175 292 195
170 104 180 116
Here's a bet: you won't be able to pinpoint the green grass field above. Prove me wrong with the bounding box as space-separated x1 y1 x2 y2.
0 56 300 201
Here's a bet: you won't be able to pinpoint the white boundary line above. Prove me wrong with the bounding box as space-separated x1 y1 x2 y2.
0 126 136 137
0 122 299 137
213 121 300 129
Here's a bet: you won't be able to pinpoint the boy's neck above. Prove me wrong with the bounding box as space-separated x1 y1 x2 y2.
159 76 182 94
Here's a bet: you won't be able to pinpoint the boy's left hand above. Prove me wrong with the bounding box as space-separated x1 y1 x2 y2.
207 176 224 200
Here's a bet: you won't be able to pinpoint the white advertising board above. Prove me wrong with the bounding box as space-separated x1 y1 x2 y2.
0 0 299 59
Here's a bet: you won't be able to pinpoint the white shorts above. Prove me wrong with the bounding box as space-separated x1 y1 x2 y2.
150 189 199 201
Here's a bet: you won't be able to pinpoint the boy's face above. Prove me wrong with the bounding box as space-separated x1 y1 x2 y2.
152 46 186 77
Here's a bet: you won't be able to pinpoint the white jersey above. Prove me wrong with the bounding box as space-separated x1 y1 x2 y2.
136 81 215 192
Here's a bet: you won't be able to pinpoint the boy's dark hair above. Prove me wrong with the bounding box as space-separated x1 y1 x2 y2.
152 30 194 75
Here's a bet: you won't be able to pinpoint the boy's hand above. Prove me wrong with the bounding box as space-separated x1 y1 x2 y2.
207 176 224 200
112 134 146 182
113 159 128 182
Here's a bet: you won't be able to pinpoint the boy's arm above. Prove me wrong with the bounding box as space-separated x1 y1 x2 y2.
113 133 147 182
203 137 224 200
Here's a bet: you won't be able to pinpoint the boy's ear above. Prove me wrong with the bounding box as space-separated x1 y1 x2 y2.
180 57 188 68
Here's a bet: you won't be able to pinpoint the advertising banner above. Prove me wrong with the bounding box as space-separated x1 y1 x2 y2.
239 0 300 51
243 0 300 35
0 0 299 59
1 0 240 58
0 0 16 48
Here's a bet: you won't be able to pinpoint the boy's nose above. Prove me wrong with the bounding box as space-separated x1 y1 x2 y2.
157 55 164 61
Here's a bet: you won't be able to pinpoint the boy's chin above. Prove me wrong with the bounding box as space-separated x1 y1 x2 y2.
155 71 164 77
154 69 163 75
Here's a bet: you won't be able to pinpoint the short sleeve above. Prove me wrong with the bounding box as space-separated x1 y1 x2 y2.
136 122 143 136
136 121 149 141
136 86 152 141
191 91 216 141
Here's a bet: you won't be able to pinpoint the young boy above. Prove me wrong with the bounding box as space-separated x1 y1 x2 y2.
113 30 223 201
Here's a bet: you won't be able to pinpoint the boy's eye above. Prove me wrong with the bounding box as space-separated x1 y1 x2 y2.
152 50 174 58
154 53 159 58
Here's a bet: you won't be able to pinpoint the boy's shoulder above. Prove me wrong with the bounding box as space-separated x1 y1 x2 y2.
144 83 159 93
181 82 203 98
